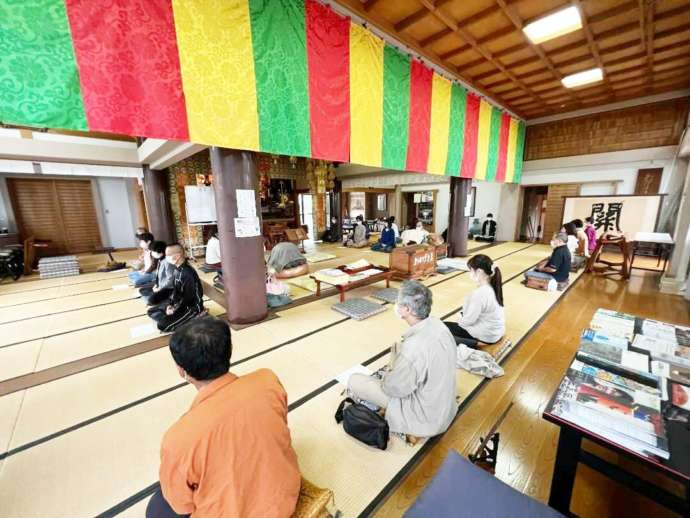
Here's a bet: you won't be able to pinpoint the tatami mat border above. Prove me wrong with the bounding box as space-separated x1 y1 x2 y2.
95 253 555 516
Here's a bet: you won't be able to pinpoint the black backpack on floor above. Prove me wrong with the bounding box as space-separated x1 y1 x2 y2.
335 398 389 450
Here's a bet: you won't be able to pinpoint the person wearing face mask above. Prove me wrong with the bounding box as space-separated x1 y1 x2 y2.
524 232 571 287
147 244 205 332
128 232 157 287
347 281 457 439
475 213 497 242
444 254 505 348
139 241 175 305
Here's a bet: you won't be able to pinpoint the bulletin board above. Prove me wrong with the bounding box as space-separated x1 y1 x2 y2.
562 195 663 240
184 185 217 223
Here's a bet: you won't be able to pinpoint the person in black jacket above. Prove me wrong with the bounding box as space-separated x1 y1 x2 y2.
147 244 205 332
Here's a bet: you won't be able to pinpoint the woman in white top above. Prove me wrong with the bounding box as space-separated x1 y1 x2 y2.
444 254 505 347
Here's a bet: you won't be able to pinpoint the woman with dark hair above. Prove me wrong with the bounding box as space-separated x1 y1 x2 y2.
563 221 586 269
444 254 505 347
562 222 578 256
370 217 396 253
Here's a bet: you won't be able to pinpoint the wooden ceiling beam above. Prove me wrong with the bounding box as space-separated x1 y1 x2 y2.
394 0 452 31
362 0 379 11
571 0 615 95
421 3 503 49
494 0 568 84
642 0 655 92
419 27 452 47
415 0 544 104
588 0 638 24
332 0 524 117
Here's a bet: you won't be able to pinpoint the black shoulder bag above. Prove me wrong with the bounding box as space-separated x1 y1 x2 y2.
334 398 389 450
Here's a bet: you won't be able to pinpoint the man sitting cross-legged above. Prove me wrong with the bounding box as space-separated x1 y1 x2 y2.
146 317 301 518
524 232 571 288
139 241 175 305
147 244 205 333
348 280 458 439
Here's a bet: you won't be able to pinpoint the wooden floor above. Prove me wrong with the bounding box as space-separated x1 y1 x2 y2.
375 269 690 518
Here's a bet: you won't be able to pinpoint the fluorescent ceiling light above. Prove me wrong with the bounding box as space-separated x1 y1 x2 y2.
523 6 582 44
562 67 603 88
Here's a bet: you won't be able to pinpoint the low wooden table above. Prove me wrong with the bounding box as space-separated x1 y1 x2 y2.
310 265 393 303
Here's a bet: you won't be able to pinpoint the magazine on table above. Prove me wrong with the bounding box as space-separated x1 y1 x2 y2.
551 369 669 459
671 382 690 411
651 361 690 386
632 335 676 356
589 312 635 341
579 329 650 373
641 319 678 343
576 350 659 387
572 359 660 397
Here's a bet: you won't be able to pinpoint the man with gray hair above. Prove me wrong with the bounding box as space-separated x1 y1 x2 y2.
347 280 457 439
524 232 571 285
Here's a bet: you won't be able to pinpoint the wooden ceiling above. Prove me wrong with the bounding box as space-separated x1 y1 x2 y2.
337 0 690 119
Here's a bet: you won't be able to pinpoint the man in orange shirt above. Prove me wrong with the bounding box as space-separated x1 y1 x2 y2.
146 317 301 517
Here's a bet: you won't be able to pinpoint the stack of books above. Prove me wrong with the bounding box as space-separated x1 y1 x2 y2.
551 308 690 460
38 255 80 279
551 360 668 459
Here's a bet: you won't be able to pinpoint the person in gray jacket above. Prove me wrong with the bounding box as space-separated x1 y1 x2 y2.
140 241 175 305
348 281 458 438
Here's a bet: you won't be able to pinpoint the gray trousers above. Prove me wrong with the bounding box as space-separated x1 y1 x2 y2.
348 374 390 409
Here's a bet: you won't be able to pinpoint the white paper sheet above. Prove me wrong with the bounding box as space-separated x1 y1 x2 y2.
234 217 261 238
236 189 257 218
129 323 157 339
112 284 130 291
335 364 373 386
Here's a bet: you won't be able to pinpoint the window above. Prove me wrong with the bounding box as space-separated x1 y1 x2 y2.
377 193 386 212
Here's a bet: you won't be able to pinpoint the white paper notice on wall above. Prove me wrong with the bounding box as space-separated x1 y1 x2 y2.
464 193 473 216
234 217 261 238
236 189 257 218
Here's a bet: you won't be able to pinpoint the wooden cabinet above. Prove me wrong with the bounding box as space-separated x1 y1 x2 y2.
389 244 437 280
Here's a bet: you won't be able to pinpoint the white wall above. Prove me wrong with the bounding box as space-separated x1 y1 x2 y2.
96 178 138 248
473 181 501 220
520 146 677 195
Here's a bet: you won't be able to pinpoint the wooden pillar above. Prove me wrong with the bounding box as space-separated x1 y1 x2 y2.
447 177 471 257
210 147 267 324
330 180 343 240
142 165 175 243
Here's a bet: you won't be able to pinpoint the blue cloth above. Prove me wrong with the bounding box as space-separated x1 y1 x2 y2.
128 270 156 287
381 227 396 247
405 451 563 518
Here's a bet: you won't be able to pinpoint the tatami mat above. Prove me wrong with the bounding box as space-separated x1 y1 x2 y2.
0 242 558 517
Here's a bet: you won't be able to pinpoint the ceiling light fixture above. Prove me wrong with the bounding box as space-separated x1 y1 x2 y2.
523 5 582 44
562 67 603 88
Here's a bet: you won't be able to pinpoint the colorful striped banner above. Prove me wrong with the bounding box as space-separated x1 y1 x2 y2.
0 0 526 183
306 0 349 162
381 45 410 170
444 84 466 176
406 61 433 173
427 73 452 175
349 23 384 167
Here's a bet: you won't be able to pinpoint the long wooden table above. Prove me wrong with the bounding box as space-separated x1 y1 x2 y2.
310 265 393 303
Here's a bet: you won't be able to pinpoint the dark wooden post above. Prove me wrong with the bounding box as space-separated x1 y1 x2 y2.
447 177 471 257
210 147 267 324
330 179 342 241
142 165 175 243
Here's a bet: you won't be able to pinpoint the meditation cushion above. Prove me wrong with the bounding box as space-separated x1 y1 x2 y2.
405 451 563 518
292 477 334 518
